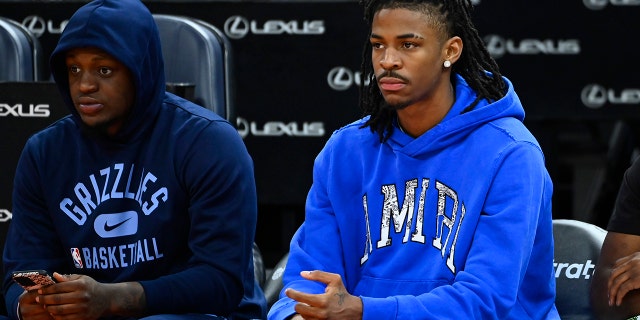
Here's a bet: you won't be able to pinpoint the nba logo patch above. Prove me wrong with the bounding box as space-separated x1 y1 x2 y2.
70 248 83 269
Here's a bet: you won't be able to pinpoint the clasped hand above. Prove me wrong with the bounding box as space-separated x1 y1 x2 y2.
609 252 640 307
19 272 109 320
285 270 363 320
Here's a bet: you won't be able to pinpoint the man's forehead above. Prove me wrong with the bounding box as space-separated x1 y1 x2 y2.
65 47 114 59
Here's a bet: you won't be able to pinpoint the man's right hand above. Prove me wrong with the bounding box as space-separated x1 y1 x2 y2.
31 273 145 320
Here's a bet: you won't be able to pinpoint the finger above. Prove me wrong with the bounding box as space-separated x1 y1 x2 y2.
612 255 633 269
45 302 82 316
608 269 630 306
609 260 633 282
37 289 85 307
19 302 52 320
54 273 83 282
614 272 640 306
612 252 640 269
608 263 631 292
300 271 341 286
294 301 324 320
52 272 69 283
285 288 317 305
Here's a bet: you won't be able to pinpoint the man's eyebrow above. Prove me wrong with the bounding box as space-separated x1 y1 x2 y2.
370 33 424 39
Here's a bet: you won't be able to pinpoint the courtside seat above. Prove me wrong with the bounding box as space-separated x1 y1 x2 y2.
0 17 43 81
553 219 607 320
153 14 234 121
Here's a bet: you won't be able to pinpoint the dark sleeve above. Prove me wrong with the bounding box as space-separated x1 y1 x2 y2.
607 158 640 234
140 120 258 315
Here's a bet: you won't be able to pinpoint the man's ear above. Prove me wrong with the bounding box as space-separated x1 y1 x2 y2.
444 36 463 64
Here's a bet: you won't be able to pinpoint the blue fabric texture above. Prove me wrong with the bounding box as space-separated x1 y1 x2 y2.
268 74 559 319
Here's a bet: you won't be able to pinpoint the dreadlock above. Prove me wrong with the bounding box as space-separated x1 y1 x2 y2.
358 0 506 142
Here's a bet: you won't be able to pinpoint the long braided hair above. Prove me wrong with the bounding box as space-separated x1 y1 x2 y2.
359 0 506 142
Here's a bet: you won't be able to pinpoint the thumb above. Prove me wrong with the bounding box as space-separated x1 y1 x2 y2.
52 272 75 282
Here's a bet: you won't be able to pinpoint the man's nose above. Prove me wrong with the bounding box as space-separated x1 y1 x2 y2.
78 72 98 92
379 49 401 70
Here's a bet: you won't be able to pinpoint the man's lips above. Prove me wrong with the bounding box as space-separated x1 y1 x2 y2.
76 97 103 115
378 77 406 91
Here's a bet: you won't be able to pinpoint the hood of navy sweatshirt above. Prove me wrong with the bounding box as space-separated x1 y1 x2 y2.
50 0 165 143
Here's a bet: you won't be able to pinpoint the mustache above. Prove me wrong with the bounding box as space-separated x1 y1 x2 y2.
376 70 409 83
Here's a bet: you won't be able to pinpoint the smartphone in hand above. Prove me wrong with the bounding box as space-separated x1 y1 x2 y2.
11 270 56 291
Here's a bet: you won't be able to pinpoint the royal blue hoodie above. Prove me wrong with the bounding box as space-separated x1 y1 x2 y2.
3 0 266 318
268 75 559 319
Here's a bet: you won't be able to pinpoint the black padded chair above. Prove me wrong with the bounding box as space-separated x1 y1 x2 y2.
553 219 607 320
153 14 234 121
263 252 289 308
252 242 266 289
0 17 43 81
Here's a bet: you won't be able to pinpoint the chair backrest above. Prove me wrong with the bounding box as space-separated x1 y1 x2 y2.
263 252 289 308
553 219 607 320
0 17 43 81
252 242 266 288
152 14 234 120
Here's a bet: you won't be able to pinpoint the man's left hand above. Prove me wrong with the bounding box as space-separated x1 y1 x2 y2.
285 270 363 320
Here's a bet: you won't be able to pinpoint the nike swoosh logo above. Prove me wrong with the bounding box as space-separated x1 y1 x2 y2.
104 218 132 232
94 211 138 238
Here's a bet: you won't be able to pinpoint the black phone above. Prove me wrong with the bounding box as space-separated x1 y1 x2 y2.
11 270 56 291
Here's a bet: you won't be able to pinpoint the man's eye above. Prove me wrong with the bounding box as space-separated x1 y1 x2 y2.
402 42 416 49
69 66 80 73
98 67 112 76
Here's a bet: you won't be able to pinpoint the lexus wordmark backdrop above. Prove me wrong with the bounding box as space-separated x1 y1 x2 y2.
1 0 639 262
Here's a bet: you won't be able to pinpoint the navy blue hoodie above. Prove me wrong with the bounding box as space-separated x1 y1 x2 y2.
3 0 266 318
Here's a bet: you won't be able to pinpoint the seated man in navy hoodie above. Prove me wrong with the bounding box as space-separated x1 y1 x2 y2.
2 0 266 319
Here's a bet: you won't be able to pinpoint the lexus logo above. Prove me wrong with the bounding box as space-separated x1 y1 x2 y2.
328 67 354 91
223 15 325 39
581 84 640 109
0 209 12 222
584 0 640 10
327 67 369 91
224 15 249 39
582 84 608 108
22 15 46 37
484 35 580 59
21 15 68 37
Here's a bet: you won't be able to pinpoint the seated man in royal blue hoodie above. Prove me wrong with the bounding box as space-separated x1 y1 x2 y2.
268 0 559 319
2 0 266 319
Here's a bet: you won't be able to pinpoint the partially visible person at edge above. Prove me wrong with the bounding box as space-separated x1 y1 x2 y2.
2 0 266 319
591 156 640 320
267 0 559 319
